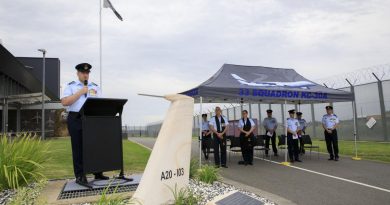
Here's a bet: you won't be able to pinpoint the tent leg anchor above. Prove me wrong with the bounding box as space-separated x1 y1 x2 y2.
280 161 291 166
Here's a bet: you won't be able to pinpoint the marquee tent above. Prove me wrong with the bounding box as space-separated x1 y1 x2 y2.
180 64 358 164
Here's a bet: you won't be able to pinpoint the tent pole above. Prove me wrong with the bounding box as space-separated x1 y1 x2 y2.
282 100 290 165
199 97 203 167
258 103 262 135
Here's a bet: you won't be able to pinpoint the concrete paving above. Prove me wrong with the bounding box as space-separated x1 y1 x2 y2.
130 137 390 205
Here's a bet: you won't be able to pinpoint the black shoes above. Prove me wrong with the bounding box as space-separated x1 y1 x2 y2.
94 173 109 180
239 161 253 166
335 157 339 161
76 175 88 186
274 153 279 157
295 159 302 162
328 158 334 161
221 165 228 168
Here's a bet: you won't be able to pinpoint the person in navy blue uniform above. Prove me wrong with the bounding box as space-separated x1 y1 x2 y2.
322 106 340 161
61 63 108 186
209 106 229 168
238 110 256 166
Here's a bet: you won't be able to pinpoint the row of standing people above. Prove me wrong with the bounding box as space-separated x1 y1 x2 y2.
201 106 340 167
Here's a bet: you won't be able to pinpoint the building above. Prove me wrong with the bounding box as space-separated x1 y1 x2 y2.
0 43 63 137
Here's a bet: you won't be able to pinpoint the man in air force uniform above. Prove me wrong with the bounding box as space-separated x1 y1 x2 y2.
263 109 278 156
287 109 302 163
201 114 212 160
209 106 229 168
322 106 340 161
297 112 307 154
61 63 108 186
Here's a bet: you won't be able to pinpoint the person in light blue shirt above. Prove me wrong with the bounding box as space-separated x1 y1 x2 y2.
322 106 340 161
209 106 229 168
296 112 307 154
62 81 101 112
238 110 256 166
263 109 278 156
60 63 107 186
200 114 212 160
287 109 302 163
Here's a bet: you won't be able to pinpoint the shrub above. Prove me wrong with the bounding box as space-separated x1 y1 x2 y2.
0 133 50 190
168 184 200 205
96 184 124 205
195 165 220 184
189 158 199 179
96 183 140 205
7 179 47 205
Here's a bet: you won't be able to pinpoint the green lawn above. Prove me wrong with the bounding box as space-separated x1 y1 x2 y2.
42 138 151 179
311 139 390 163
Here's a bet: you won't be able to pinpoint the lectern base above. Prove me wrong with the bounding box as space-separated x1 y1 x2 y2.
58 174 141 200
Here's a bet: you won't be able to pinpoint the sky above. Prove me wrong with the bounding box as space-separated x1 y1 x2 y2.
1 0 389 126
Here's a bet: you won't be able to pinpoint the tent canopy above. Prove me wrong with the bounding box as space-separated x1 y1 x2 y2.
181 64 354 104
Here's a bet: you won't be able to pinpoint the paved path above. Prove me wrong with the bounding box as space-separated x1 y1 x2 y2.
130 137 390 205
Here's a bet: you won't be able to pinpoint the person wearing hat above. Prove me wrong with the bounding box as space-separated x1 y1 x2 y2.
209 106 229 168
263 109 278 157
296 112 307 154
201 114 212 160
322 106 340 161
61 63 108 186
238 110 256 166
287 109 302 162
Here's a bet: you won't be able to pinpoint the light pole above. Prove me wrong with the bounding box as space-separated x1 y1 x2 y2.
38 49 46 140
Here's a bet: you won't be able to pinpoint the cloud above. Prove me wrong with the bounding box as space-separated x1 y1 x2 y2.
1 0 389 125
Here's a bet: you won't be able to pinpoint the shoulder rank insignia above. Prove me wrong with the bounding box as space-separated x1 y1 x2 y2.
68 81 76 85
91 82 98 86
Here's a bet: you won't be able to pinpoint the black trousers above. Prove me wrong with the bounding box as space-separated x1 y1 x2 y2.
265 131 278 155
240 134 254 163
67 112 84 178
325 129 339 159
299 137 305 154
67 112 102 178
213 133 227 166
287 133 300 161
201 133 212 159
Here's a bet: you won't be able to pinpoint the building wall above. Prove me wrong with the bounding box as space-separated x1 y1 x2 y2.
17 57 60 99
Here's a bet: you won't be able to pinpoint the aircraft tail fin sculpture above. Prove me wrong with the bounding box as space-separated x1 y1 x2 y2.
132 94 194 205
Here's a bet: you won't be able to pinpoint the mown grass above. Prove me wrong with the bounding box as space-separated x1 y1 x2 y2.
311 139 390 163
42 138 151 179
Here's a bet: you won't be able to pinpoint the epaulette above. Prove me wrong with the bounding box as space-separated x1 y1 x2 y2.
68 81 76 85
91 82 98 86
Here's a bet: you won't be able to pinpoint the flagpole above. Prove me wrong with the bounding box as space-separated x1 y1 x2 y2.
99 0 103 92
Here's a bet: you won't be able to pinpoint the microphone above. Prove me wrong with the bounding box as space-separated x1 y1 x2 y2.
84 80 88 97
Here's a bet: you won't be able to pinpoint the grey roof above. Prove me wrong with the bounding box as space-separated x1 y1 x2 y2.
181 64 354 104
0 44 59 101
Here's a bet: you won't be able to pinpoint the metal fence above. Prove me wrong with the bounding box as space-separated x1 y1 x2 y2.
140 66 390 141
122 125 148 138
188 80 390 141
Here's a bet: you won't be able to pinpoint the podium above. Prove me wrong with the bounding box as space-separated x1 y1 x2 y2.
79 98 129 179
